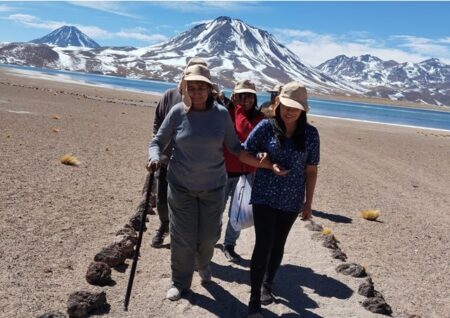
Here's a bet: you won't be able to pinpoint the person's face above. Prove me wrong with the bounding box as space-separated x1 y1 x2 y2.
238 93 255 111
187 81 210 108
279 104 302 126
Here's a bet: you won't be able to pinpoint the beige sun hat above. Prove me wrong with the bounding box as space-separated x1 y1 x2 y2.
186 57 207 68
233 79 257 94
275 81 309 112
183 64 212 85
267 84 283 94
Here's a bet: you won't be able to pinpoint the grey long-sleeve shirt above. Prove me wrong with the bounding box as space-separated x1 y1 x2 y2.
152 87 182 165
149 102 242 191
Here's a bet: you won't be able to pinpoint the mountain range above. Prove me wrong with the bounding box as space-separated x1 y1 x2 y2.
0 17 448 107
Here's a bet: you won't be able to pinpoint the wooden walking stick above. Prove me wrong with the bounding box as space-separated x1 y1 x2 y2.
124 171 154 311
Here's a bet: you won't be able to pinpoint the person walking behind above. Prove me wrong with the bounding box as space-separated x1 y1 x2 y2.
150 57 207 248
260 84 282 118
222 80 264 262
239 81 320 317
148 64 243 301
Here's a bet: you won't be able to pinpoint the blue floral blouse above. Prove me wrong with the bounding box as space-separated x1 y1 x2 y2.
243 119 320 213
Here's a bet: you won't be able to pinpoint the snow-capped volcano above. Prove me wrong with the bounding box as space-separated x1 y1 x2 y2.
30 26 100 48
137 16 360 93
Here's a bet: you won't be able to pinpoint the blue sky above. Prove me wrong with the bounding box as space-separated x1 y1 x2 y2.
1 1 449 66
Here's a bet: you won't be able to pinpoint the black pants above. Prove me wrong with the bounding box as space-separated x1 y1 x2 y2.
156 165 169 228
250 204 298 300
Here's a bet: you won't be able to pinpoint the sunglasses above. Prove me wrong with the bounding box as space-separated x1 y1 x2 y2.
238 93 255 99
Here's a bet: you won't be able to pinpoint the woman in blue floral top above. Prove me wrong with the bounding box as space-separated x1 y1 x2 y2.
239 81 320 318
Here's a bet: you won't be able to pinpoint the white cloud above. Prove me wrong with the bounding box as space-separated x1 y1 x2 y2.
0 4 16 12
186 20 213 27
272 28 450 66
116 29 167 42
156 1 259 12
68 1 139 19
8 14 63 30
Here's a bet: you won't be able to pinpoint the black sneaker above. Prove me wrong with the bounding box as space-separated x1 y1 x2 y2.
151 225 168 248
223 245 241 263
260 283 275 305
247 298 262 318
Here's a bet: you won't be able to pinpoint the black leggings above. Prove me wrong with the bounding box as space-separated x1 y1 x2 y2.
250 204 298 299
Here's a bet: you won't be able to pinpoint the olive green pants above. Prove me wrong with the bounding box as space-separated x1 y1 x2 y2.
167 182 225 290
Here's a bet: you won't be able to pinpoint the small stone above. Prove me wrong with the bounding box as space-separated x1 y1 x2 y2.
362 295 392 315
331 248 347 261
115 225 137 244
323 234 339 249
85 261 112 286
37 311 67 318
114 235 135 258
336 263 367 277
67 291 107 318
305 221 323 232
94 244 126 267
358 277 375 297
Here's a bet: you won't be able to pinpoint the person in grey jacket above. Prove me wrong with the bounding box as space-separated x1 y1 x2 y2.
147 64 244 301
150 57 207 248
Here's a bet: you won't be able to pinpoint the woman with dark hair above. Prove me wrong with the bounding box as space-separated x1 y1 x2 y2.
222 80 264 263
238 81 320 318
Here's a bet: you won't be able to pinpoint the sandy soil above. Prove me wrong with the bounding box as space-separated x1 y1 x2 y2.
1 67 449 318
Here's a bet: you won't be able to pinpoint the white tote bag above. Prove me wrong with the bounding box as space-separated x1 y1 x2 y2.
230 174 253 231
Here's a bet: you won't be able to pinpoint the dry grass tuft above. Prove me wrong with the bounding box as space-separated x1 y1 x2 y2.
52 128 60 133
360 209 380 221
322 227 333 235
60 154 80 166
52 115 60 120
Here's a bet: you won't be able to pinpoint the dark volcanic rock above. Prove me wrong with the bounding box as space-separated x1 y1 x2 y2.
331 248 347 261
67 291 107 318
323 234 339 249
85 261 112 286
362 295 393 315
94 244 126 267
336 263 367 277
305 221 323 232
114 234 135 258
115 224 138 244
358 277 375 297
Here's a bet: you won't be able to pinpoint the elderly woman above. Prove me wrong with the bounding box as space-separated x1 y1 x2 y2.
239 81 320 317
148 64 243 301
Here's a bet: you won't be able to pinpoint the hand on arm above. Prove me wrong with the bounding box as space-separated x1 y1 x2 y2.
239 150 289 176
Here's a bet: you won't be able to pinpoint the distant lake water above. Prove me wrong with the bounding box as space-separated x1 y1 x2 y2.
2 64 450 131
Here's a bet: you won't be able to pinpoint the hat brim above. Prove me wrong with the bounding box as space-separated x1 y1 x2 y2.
184 75 212 85
278 96 308 112
234 88 257 94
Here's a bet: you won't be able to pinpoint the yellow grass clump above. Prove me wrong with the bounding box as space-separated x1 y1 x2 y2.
52 128 60 133
60 154 80 166
52 115 60 120
360 209 380 221
322 227 333 235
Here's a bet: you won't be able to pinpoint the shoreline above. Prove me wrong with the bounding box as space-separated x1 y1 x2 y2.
2 65 449 133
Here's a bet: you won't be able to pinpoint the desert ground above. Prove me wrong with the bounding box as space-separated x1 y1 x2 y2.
0 67 449 318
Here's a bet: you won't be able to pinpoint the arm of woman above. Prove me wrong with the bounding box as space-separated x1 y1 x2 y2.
147 107 176 172
301 164 318 220
238 150 289 176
